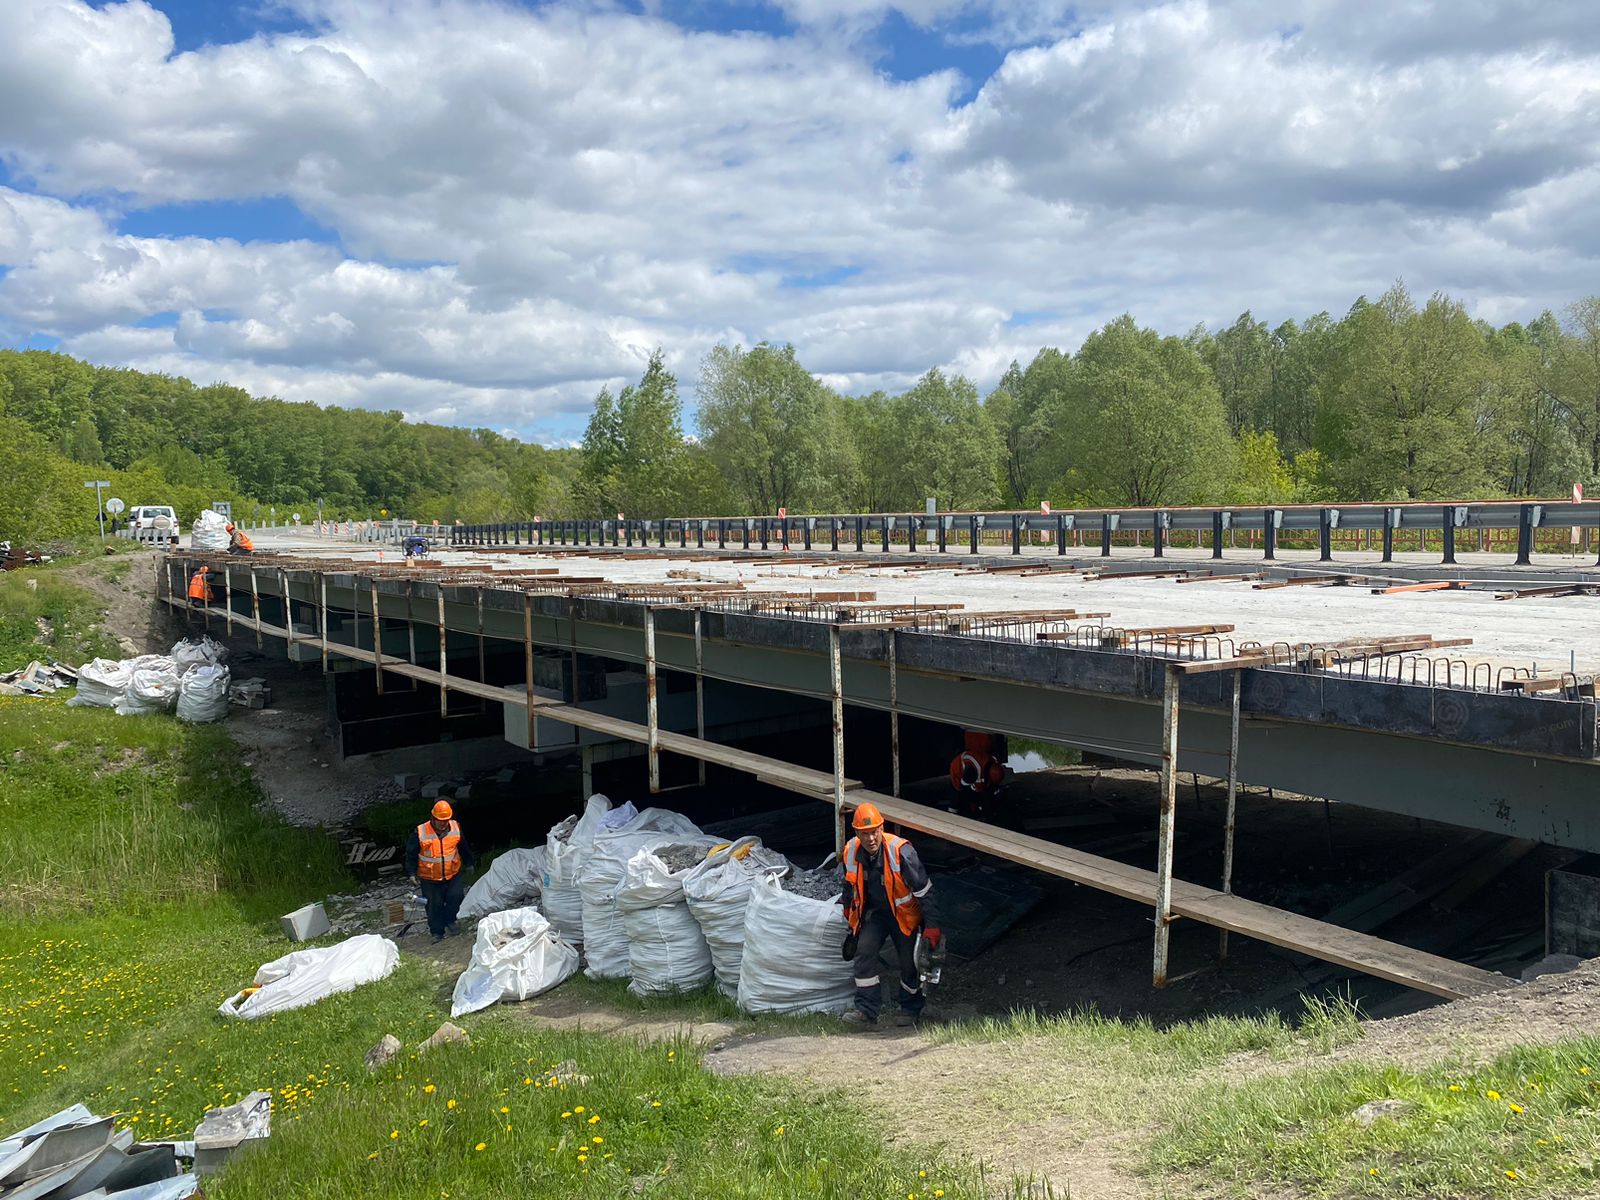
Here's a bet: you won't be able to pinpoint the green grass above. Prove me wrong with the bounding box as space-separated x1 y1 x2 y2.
0 571 122 670
1149 1040 1600 1197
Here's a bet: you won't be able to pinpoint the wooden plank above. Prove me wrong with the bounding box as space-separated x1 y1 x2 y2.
1499 676 1573 693
1370 581 1468 595
1494 584 1600 600
1175 572 1266 584
1252 575 1343 590
1088 569 1191 582
1107 624 1235 640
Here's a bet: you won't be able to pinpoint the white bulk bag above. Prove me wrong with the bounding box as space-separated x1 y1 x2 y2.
542 794 617 944
682 837 791 997
171 635 228 673
578 809 703 980
68 658 133 708
219 935 398 1019
618 842 719 996
115 661 181 715
176 663 231 723
450 906 578 1016
190 509 231 551
458 846 547 921
736 873 855 1016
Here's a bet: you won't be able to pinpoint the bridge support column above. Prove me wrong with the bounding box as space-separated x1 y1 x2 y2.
1154 662 1179 987
694 609 706 787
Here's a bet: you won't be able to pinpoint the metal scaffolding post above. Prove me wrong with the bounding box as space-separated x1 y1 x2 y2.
645 606 660 794
437 591 449 718
523 592 538 752
320 576 331 672
889 630 901 798
1219 670 1242 961
222 565 233 637
280 570 296 659
369 579 384 694
249 567 263 650
1153 662 1180 987
829 623 846 857
693 608 707 787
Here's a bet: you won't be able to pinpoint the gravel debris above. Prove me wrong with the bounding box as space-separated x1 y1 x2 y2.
655 844 710 873
782 863 843 901
548 815 579 844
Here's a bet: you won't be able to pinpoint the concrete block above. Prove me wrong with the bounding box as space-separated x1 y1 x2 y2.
394 772 422 796
420 781 448 799
493 767 516 784
280 902 331 942
454 783 473 801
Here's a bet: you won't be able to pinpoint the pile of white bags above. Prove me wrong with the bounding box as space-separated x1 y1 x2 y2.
542 794 621 944
618 842 718 996
190 509 231 551
171 635 228 672
450 907 578 1016
69 657 134 708
578 808 704 979
736 871 855 1016
458 846 547 922
682 837 790 996
219 934 398 1019
176 663 231 723
116 660 182 716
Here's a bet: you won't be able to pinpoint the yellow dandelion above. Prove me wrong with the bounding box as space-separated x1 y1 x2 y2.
390 1131 399 1140
524 1077 533 1086
651 1101 661 1108
500 1106 509 1114
1486 1090 1501 1101
561 1111 572 1119
577 1153 588 1163
775 1125 785 1137
1368 1168 1379 1177
593 1136 603 1144
418 1119 429 1127
475 1142 487 1152
424 1084 436 1094
367 1152 379 1161
447 1099 457 1110
588 1115 600 1125
574 1106 584 1113
1509 1103 1525 1114
1448 1084 1461 1092
1506 1169 1517 1179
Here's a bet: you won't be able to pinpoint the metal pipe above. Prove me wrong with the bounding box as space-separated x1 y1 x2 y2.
830 623 846 857
250 567 262 650
524 591 538 751
1153 662 1179 987
320 575 330 672
476 592 486 687
223 565 233 637
1212 510 1225 559
1219 669 1241 961
645 606 660 794
694 608 707 787
280 570 296 658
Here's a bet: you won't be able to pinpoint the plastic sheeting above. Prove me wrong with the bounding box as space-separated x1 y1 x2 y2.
577 809 703 980
450 907 578 1016
176 664 230 723
682 837 790 997
458 846 546 922
189 509 230 551
542 794 617 944
736 872 855 1016
68 658 133 708
219 934 398 1019
617 842 720 996
115 660 180 716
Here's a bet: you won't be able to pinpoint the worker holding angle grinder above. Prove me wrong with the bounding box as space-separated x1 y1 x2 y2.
839 802 943 1028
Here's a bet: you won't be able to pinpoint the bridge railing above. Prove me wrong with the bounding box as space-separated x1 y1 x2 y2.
445 499 1600 567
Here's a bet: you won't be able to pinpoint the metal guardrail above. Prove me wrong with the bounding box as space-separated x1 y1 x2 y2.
448 499 1600 567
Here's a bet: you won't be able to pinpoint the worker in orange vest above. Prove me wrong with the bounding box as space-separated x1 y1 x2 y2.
404 799 476 942
186 565 213 608
839 802 941 1028
949 730 1008 817
225 522 255 554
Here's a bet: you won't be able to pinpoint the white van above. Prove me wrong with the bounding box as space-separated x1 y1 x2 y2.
128 505 181 544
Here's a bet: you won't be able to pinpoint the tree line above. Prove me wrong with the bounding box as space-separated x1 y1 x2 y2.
3 282 1598 545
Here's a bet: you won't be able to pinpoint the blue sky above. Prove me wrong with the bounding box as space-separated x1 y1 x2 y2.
4 0 1598 443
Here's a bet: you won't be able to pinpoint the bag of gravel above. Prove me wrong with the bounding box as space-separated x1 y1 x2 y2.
458 846 548 922
682 837 790 997
617 841 720 996
542 794 614 944
577 808 703 979
736 864 854 1016
450 906 578 1016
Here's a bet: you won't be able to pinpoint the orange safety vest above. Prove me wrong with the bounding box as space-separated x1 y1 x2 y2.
187 571 212 601
415 819 462 882
234 530 254 551
843 832 922 938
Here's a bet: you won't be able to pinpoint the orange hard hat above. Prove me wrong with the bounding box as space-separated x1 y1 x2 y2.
431 800 453 820
225 522 235 531
851 802 884 831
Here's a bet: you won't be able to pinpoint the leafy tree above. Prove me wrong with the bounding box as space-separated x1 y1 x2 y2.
698 343 831 512
1225 430 1297 504
887 369 1001 511
574 351 689 516
1068 315 1233 506
63 413 104 464
0 416 99 542
1551 297 1600 484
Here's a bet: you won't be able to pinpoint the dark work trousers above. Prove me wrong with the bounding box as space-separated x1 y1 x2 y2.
851 908 923 1020
420 876 465 937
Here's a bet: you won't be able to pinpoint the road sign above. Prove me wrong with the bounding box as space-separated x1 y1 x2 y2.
1041 500 1051 515
777 507 787 519
105 498 125 514
1575 483 1585 503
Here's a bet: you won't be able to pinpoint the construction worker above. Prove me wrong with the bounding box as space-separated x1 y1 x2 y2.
225 522 255 554
186 565 213 608
839 802 941 1028
405 799 476 942
949 731 1008 816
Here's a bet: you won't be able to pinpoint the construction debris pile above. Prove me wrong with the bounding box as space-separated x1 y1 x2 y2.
0 541 50 570
66 637 233 723
0 1090 276 1200
0 660 76 697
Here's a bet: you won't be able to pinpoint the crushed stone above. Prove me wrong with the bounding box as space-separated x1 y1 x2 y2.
656 844 709 874
782 863 842 901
